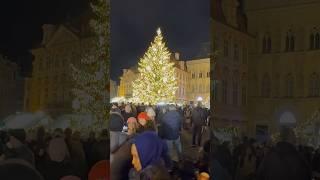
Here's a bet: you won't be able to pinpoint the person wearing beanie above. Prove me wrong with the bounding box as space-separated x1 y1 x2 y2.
127 117 138 136
137 112 155 132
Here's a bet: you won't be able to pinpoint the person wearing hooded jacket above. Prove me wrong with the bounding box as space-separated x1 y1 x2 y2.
128 131 171 180
110 107 128 153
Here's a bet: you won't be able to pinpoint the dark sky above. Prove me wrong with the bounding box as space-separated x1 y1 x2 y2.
0 0 88 77
111 0 210 82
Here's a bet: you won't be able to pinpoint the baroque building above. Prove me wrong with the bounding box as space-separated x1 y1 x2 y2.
212 0 320 140
211 0 253 134
26 21 94 117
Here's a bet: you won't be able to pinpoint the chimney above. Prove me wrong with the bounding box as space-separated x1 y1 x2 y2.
42 24 56 45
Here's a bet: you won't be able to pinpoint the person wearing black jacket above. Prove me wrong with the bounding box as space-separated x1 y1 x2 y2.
191 102 206 147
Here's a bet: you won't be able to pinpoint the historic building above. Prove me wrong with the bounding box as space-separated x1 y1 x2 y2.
244 0 320 137
186 58 210 107
116 53 210 107
26 21 94 117
117 67 138 98
211 0 320 139
211 0 253 134
0 56 24 119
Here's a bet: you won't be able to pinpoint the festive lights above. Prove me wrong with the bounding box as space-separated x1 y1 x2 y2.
132 28 178 105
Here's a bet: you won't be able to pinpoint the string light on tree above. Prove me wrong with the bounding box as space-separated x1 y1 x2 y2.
132 28 178 105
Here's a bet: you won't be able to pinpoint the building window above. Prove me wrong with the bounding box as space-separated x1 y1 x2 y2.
232 79 238 105
224 40 229 57
261 74 271 97
234 43 239 61
309 73 320 97
262 34 271 53
285 31 295 52
192 73 195 79
222 80 228 104
316 33 320 49
242 47 247 64
285 74 294 97
199 72 202 78
241 85 247 105
310 33 315 49
274 73 280 97
207 72 210 78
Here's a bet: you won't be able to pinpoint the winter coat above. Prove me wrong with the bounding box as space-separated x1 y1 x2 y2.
191 107 206 126
256 141 311 180
111 138 134 180
159 110 182 140
128 160 170 180
42 159 75 180
110 112 125 132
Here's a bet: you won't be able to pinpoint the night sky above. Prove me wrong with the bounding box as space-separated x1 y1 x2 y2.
111 0 210 82
0 0 88 77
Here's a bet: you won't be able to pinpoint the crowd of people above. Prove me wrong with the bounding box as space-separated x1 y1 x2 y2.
209 127 320 180
109 102 211 180
0 127 109 180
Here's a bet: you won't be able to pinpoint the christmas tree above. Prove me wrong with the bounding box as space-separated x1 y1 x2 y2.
132 28 178 105
71 0 109 129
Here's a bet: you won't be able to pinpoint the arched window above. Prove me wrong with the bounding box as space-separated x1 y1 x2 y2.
261 73 271 97
285 74 294 97
316 33 320 49
285 30 295 52
232 71 239 105
267 37 272 53
310 33 315 49
262 36 266 53
241 73 247 106
222 80 228 104
309 73 320 97
285 35 290 52
290 36 295 51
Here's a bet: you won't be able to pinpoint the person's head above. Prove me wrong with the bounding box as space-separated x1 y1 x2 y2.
0 159 44 180
7 129 26 149
146 107 156 120
127 117 138 135
53 128 64 138
168 104 176 111
47 138 70 162
64 128 72 139
125 104 132 113
137 112 150 126
131 131 166 171
197 172 210 180
280 126 296 145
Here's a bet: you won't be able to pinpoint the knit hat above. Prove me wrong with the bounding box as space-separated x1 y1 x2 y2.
137 112 150 121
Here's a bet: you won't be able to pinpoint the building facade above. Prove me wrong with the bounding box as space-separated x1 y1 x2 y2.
26 23 94 117
186 58 210 107
110 80 118 100
211 0 253 134
245 0 320 137
0 56 24 119
118 67 138 98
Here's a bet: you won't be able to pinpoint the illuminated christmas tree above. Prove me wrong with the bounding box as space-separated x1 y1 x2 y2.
71 0 109 129
132 28 178 105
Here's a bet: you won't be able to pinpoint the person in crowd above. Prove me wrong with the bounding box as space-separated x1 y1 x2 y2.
160 104 183 163
42 136 75 180
123 104 134 123
91 129 109 166
256 127 311 180
236 145 256 180
183 105 192 130
137 112 156 132
83 131 97 169
111 117 139 180
110 106 127 152
4 129 35 166
129 131 171 179
69 131 87 179
0 158 44 180
191 102 206 147
32 126 47 174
